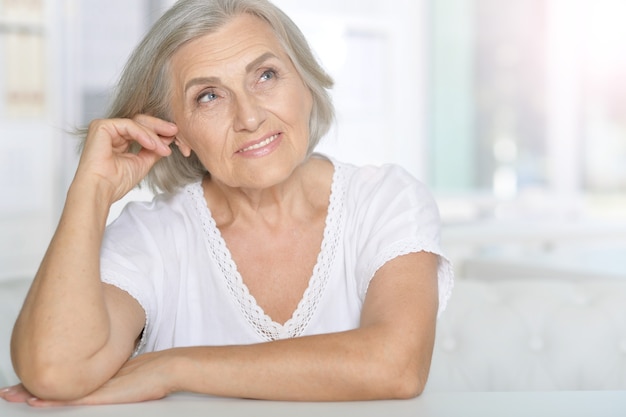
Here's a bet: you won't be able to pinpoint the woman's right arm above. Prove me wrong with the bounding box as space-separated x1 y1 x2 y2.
10 116 177 401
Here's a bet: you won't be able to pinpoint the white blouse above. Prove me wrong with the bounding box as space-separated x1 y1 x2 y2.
100 158 453 353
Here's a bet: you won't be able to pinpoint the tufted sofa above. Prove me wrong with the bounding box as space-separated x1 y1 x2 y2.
427 278 626 391
2 276 626 391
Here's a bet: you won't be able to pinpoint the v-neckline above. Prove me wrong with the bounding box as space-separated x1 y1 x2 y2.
186 159 347 340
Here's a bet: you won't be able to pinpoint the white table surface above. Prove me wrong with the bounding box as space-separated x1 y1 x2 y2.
2 391 625 417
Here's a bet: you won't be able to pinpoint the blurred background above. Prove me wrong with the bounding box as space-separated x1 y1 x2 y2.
1 0 625 281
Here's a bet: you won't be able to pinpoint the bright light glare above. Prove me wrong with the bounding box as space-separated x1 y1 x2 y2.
585 0 626 80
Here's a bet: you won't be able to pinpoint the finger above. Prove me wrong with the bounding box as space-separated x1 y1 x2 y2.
133 114 178 138
0 385 79 407
134 142 171 169
23 392 97 407
104 120 165 154
25 397 60 407
0 384 33 403
77 120 170 200
25 383 166 407
25 398 84 407
88 118 165 157
132 115 178 152
84 119 149 157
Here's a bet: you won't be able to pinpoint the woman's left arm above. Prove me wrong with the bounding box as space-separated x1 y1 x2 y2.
20 251 438 405
181 251 439 401
178 251 439 401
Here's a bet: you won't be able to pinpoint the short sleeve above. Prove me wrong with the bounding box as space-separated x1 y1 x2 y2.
350 164 454 315
100 201 164 354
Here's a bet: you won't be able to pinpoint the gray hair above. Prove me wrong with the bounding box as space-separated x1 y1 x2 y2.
103 0 334 193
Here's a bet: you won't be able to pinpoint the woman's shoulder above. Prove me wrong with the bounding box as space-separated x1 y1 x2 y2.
329 157 431 201
107 181 202 230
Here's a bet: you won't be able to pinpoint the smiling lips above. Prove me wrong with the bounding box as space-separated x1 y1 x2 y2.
236 133 280 153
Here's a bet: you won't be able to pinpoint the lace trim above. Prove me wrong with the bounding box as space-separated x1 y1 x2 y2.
187 163 347 341
364 237 455 317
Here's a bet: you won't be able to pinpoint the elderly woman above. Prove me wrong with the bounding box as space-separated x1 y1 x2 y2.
1 0 452 406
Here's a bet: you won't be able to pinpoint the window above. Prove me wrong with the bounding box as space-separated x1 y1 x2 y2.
0 0 54 280
429 0 626 219
0 0 46 119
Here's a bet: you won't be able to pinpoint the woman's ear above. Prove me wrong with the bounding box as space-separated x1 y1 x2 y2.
174 136 192 157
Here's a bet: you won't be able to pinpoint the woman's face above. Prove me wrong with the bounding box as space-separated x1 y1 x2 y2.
169 13 314 190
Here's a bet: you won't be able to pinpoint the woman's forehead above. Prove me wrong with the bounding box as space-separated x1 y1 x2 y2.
171 14 287 76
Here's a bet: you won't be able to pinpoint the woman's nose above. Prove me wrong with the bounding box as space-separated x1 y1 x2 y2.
233 92 266 132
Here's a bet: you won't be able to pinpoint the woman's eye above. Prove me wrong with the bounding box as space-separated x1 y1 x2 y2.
197 91 218 104
260 69 276 82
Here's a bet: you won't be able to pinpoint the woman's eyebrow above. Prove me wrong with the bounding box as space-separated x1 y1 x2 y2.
245 52 278 73
184 76 220 94
184 52 279 94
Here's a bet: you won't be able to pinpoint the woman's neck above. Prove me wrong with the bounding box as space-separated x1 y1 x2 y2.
203 156 333 229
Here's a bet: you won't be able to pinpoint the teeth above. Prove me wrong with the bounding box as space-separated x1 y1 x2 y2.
239 134 278 152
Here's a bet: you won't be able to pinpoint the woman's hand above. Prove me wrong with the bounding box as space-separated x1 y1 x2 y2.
0 384 34 403
2 351 178 407
75 115 178 204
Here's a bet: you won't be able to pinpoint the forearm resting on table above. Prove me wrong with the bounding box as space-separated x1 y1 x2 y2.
169 254 438 401
10 181 140 400
168 323 434 401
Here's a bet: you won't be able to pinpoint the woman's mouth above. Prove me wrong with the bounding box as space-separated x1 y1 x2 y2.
237 134 280 153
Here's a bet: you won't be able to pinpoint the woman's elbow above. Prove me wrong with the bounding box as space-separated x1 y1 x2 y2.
368 351 431 400
14 362 96 401
387 365 429 399
395 373 428 399
12 346 98 401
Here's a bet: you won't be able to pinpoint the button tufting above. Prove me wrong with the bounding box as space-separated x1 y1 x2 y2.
442 338 457 352
529 336 544 352
571 294 589 306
